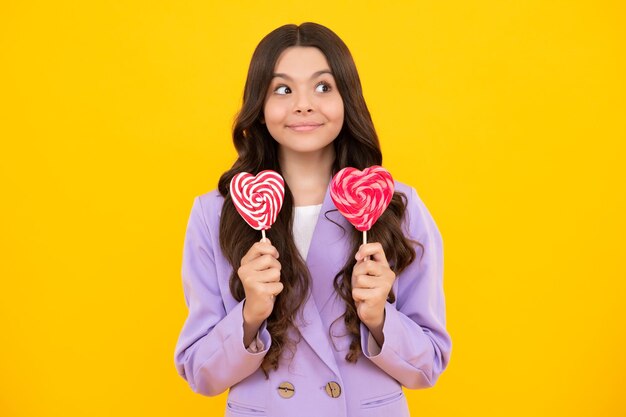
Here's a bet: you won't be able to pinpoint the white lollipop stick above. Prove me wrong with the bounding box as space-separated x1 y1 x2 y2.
261 229 267 242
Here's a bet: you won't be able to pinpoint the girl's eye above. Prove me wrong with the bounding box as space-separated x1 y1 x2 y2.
315 82 332 93
274 85 291 95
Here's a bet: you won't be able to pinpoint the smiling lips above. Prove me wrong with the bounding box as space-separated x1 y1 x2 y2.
287 123 323 132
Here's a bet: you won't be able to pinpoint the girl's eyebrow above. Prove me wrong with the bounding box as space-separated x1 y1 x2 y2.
271 69 333 81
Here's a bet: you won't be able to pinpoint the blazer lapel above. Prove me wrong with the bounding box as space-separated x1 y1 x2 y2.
295 294 342 376
305 184 353 313
294 184 354 376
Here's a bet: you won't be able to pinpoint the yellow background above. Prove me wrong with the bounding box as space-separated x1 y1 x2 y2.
1 1 624 416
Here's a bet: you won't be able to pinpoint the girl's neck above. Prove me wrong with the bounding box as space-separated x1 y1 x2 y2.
279 145 334 206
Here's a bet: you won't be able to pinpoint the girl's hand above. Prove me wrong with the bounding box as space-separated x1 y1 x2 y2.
351 243 396 339
238 239 283 325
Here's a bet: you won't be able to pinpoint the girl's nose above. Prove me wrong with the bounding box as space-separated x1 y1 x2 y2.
294 94 314 113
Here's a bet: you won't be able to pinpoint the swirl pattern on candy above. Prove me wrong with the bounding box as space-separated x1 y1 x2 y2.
330 166 394 232
230 170 285 231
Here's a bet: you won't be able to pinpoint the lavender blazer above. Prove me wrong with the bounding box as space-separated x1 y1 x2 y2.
174 181 451 417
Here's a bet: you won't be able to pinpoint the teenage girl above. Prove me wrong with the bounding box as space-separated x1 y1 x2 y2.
174 22 451 417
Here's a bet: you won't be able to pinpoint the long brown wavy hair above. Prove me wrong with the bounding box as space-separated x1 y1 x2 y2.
217 22 421 377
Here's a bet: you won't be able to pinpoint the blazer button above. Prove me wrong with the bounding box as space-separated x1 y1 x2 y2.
277 382 295 399
325 381 341 398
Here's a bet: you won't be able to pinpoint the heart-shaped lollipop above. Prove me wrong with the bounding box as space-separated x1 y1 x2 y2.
230 170 285 236
330 166 394 233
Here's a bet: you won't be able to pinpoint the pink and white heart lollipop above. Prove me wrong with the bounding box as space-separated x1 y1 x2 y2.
230 170 285 240
330 166 394 245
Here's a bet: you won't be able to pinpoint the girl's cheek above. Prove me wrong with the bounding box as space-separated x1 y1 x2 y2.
265 100 288 118
262 107 278 124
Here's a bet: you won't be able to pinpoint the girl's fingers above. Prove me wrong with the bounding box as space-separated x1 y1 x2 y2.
249 254 281 271
257 267 281 283
267 281 284 296
237 258 281 285
241 241 279 265
352 287 372 303
353 259 384 277
355 242 388 265
352 274 378 289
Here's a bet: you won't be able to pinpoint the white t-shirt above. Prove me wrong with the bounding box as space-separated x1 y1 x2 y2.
292 204 322 260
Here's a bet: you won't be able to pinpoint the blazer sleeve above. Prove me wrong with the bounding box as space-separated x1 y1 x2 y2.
174 196 272 396
359 186 452 388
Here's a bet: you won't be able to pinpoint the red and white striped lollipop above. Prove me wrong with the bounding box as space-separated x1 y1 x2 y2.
230 170 285 239
330 166 394 241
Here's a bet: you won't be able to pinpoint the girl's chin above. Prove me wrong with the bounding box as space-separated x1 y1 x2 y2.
277 142 336 155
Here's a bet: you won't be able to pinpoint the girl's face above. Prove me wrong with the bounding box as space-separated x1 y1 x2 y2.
263 46 344 156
